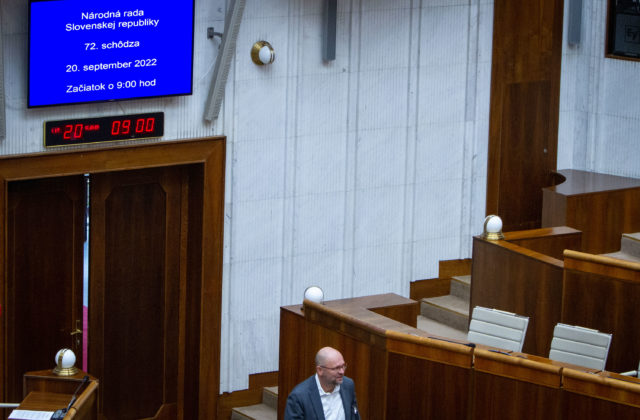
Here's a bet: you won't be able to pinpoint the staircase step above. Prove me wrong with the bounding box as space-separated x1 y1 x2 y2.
450 275 471 301
621 233 640 258
231 403 277 420
262 386 278 410
421 294 469 332
417 315 468 340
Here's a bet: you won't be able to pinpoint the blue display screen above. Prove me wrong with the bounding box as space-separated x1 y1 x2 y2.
28 0 194 107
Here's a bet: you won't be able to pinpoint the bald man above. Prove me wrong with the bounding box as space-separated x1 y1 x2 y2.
284 347 360 420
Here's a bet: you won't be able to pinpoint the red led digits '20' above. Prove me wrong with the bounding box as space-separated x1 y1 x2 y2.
44 112 164 147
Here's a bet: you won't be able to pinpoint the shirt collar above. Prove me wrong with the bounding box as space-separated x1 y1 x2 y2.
315 373 341 396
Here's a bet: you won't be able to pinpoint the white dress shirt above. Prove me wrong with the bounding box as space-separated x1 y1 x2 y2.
315 374 345 420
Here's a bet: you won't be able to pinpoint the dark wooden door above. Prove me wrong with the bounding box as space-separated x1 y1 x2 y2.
486 0 564 231
5 176 86 402
0 139 224 419
89 166 190 420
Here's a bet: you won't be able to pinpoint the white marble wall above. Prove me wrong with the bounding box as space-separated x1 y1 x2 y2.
558 1 640 178
219 0 494 392
1 0 495 392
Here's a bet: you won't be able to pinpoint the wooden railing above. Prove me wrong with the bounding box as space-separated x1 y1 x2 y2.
278 294 640 419
471 227 582 357
471 228 640 373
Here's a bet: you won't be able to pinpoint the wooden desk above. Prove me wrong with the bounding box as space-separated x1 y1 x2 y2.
278 293 640 420
470 228 580 357
15 390 70 411
9 370 99 420
542 169 640 254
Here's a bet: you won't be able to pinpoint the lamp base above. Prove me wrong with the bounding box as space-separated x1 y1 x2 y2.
53 366 79 376
482 231 504 240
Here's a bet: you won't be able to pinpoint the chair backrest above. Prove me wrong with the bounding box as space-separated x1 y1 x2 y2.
467 306 530 352
548 323 612 370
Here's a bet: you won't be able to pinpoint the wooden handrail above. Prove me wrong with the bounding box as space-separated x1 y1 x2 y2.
564 249 640 271
64 381 98 420
385 329 473 355
487 239 565 267
474 348 562 376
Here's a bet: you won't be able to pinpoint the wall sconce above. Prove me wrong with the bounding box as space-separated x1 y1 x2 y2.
482 215 504 240
304 286 324 304
251 41 275 65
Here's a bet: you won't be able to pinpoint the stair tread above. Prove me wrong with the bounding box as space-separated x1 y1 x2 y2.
422 294 469 316
417 315 468 340
601 251 640 263
232 403 277 420
451 274 471 285
264 386 278 395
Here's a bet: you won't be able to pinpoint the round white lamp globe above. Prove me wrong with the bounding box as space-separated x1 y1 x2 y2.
53 348 79 376
304 286 324 304
259 45 274 64
483 215 504 240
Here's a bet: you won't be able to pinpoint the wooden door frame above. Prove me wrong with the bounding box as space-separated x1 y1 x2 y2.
0 138 226 418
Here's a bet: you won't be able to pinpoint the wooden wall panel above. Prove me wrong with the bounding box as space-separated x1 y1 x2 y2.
562 369 640 419
90 168 183 419
6 177 85 403
473 371 561 420
471 236 565 357
473 349 563 420
562 268 640 373
0 138 225 420
542 169 640 254
277 307 309 419
278 294 640 420
487 0 564 231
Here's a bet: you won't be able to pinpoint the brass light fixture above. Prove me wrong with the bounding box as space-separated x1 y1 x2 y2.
53 348 79 376
482 215 504 240
304 286 324 304
251 41 275 65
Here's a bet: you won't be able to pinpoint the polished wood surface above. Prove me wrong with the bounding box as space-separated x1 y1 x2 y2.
471 233 567 357
18 391 70 410
486 0 564 231
90 167 183 419
472 231 640 373
6 177 85 404
0 138 226 420
542 169 640 253
504 226 582 260
410 259 472 300
18 370 98 420
278 295 421 420
410 277 451 300
473 349 563 420
324 293 419 328
561 250 640 372
561 368 640 418
278 293 640 419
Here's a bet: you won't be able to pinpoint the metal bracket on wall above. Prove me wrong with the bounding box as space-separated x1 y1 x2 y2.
323 0 337 61
203 0 246 122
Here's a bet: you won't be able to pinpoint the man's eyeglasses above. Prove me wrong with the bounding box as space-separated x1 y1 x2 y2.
319 363 347 372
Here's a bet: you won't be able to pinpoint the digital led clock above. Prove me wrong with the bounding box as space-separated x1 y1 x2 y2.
44 112 164 147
